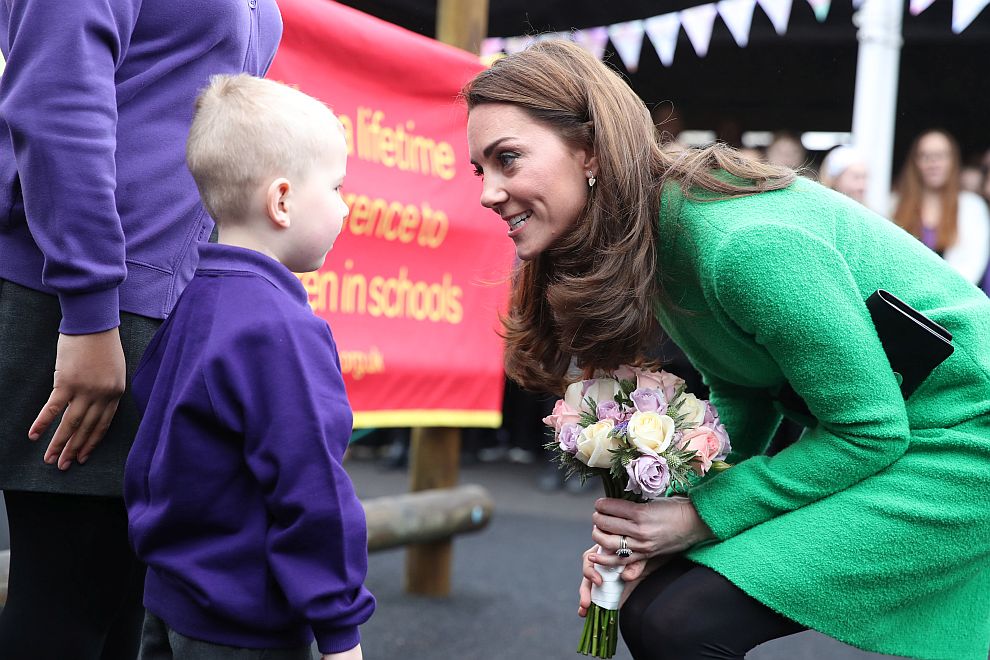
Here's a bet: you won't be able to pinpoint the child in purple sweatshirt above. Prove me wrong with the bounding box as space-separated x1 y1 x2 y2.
124 75 374 660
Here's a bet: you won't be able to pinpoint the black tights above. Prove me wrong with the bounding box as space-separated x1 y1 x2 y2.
0 491 145 660
620 556 806 660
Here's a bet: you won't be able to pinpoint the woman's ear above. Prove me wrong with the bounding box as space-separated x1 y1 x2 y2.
581 150 599 179
266 178 292 229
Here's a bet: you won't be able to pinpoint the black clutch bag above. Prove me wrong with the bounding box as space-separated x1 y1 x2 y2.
776 289 954 422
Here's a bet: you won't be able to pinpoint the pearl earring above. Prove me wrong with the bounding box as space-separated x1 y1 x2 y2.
587 171 597 187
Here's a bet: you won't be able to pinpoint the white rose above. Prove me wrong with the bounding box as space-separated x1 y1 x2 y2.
676 393 706 427
564 378 621 415
576 419 618 468
627 411 675 454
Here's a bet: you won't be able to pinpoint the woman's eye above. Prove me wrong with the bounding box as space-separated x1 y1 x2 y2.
498 152 518 168
473 166 484 177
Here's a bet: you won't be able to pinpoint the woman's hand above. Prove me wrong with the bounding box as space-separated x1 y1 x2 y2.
578 545 667 617
323 643 362 660
28 328 126 470
589 496 715 568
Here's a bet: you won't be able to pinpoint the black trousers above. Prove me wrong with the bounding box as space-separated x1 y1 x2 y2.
0 491 145 660
620 556 806 660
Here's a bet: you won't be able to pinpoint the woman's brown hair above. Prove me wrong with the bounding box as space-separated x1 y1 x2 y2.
892 129 961 253
462 40 795 393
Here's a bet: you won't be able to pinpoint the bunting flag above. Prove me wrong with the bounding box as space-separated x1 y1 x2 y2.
718 0 758 47
572 26 610 59
758 0 794 35
607 20 647 72
483 0 984 70
504 35 534 54
680 3 719 56
807 0 831 21
952 0 990 30
644 13 681 67
480 37 504 58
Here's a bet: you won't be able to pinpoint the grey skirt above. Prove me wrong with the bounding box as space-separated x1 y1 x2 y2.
0 279 160 497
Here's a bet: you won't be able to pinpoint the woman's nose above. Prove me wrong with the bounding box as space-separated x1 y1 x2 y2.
479 177 508 209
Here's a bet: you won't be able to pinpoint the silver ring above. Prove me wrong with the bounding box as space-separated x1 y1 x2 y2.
616 535 632 558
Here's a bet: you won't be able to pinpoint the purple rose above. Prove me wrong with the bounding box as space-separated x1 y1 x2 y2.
624 453 671 499
596 400 626 422
712 422 731 461
558 423 581 454
630 387 668 414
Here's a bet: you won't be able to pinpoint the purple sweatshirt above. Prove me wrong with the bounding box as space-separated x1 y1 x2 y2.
0 0 281 334
124 244 375 654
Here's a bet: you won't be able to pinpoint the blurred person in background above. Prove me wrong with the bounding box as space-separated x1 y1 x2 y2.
819 145 869 205
893 129 990 287
765 131 807 170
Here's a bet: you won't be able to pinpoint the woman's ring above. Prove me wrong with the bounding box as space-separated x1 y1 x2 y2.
616 535 632 558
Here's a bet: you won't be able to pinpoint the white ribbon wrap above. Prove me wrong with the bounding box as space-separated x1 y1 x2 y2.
590 551 624 610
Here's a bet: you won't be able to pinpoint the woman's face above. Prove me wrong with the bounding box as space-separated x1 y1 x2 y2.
467 103 594 261
915 132 954 191
833 163 868 203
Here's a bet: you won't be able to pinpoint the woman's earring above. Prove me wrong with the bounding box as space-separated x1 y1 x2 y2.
587 171 597 187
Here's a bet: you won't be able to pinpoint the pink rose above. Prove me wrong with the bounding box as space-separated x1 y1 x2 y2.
613 365 638 383
636 369 685 402
702 401 732 461
678 426 722 475
543 399 581 432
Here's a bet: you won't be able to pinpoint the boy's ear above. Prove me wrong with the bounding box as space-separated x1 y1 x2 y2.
266 178 292 229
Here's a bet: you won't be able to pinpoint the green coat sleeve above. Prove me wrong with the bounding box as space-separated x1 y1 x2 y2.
689 224 911 540
702 372 781 463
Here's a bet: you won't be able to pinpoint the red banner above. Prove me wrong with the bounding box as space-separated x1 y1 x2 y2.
268 0 513 428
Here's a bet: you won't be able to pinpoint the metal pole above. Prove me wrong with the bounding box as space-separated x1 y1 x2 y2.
851 0 905 215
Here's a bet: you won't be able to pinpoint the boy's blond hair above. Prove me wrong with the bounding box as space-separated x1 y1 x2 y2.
187 74 341 223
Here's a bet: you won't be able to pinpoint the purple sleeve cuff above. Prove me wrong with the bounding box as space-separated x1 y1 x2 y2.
58 287 121 335
314 626 360 655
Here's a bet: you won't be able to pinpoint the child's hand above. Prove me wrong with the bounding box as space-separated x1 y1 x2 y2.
322 643 362 660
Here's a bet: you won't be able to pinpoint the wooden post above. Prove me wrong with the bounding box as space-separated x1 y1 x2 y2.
405 426 463 596
404 0 489 597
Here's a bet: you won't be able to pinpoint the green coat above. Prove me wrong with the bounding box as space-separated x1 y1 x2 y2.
655 177 990 660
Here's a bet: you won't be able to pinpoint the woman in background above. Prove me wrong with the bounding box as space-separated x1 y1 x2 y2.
893 129 990 285
819 145 868 205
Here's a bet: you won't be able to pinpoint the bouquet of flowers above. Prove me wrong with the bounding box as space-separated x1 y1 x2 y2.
543 365 731 658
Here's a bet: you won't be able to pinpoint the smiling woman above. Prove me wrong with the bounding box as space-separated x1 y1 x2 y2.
460 39 990 660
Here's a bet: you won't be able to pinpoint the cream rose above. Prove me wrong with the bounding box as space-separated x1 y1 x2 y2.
564 378 621 415
676 393 706 427
626 411 675 454
576 419 618 468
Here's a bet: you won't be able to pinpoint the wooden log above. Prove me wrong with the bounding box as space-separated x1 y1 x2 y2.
365 484 492 552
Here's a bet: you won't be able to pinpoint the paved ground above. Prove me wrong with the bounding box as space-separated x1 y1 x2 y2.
0 458 902 659
349 455 902 660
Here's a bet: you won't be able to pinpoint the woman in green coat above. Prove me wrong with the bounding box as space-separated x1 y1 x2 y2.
464 40 989 660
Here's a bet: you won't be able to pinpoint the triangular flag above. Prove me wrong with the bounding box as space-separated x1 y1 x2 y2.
806 0 831 21
718 0 758 47
480 38 505 58
852 0 866 7
644 13 681 67
573 26 609 60
952 0 990 31
910 0 937 14
607 20 646 73
504 35 534 54
758 0 793 35
680 4 718 57
534 31 572 43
